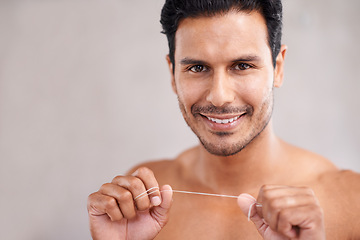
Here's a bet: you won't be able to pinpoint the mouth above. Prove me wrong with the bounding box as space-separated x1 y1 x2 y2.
205 115 241 124
191 105 252 131
199 112 247 130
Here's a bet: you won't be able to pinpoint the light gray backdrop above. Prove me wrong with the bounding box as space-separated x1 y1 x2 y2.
0 0 359 239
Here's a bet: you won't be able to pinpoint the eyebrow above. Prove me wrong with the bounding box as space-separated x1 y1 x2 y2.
231 55 261 63
180 55 261 65
180 58 207 66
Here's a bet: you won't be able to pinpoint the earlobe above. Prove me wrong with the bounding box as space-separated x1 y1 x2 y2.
166 55 177 94
274 44 287 88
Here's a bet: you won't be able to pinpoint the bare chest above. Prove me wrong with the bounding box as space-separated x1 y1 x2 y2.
153 188 357 240
155 196 262 240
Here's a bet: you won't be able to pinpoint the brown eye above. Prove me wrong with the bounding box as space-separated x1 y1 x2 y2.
190 65 207 72
234 63 251 70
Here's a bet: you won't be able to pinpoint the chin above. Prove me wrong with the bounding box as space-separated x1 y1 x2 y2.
199 139 247 157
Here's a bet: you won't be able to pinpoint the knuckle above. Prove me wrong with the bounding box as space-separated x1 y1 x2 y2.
88 192 97 201
127 177 143 190
100 183 112 190
286 197 297 207
269 198 282 210
112 175 124 183
261 184 278 191
87 192 99 209
302 187 320 205
259 185 269 194
118 190 133 202
136 167 152 177
261 188 272 201
104 197 118 209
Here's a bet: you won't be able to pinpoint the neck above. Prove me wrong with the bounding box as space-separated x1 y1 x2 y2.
192 124 284 195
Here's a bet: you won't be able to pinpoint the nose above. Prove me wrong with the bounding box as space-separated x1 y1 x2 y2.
206 70 235 107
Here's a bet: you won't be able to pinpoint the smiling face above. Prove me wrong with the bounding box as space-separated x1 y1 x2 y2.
168 10 285 156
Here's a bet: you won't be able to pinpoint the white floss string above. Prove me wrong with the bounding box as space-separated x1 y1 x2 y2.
134 187 160 200
166 190 239 199
134 187 238 200
134 187 262 221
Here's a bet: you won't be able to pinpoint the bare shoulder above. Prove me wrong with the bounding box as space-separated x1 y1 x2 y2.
318 169 360 197
287 142 360 194
126 147 197 186
126 159 178 183
281 141 338 178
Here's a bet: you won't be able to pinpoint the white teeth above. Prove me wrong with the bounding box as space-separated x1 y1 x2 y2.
206 116 240 124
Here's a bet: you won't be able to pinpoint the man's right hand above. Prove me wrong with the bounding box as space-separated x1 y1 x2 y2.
87 167 173 240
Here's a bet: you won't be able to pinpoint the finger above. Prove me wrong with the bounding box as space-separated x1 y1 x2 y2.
159 185 173 209
132 167 162 206
277 205 325 239
112 175 150 211
237 194 268 235
87 192 124 221
99 183 137 219
258 187 317 231
258 185 315 202
257 185 315 219
266 193 319 231
257 185 296 206
150 185 173 228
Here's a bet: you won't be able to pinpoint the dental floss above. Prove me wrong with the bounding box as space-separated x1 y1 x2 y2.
134 186 159 200
135 187 238 200
163 189 239 199
248 202 257 221
134 187 263 221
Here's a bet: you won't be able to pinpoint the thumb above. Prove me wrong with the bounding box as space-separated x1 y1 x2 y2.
150 185 173 227
237 193 268 236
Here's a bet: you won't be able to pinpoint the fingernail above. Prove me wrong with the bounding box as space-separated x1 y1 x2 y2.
238 193 256 201
151 196 161 206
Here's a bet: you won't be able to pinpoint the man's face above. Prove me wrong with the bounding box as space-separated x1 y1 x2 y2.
169 11 284 156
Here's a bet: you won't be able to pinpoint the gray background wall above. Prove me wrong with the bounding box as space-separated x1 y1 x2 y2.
0 0 359 239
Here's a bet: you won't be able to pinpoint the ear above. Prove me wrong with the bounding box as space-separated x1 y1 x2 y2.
273 44 287 88
166 55 177 94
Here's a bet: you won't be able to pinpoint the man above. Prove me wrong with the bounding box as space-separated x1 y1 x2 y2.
87 0 360 239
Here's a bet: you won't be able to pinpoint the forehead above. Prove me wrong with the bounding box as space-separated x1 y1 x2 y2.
174 11 271 63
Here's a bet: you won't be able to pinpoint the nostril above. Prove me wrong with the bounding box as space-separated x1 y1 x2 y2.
206 89 235 107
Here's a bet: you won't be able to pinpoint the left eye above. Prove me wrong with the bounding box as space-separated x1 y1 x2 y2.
234 63 252 70
189 65 207 73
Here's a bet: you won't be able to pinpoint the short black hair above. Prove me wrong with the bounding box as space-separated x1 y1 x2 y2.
160 0 283 69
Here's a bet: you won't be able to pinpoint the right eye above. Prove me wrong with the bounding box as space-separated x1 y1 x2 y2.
189 65 207 73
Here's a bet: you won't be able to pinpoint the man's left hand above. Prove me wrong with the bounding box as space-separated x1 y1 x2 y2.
237 185 325 240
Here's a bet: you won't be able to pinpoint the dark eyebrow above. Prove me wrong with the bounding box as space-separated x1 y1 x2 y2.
180 55 261 65
231 55 261 63
180 58 208 66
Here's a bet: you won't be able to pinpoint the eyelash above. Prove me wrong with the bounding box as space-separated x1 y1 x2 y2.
187 63 254 73
233 63 253 70
188 65 208 73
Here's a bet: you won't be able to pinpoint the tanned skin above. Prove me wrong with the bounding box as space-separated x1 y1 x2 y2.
87 10 360 240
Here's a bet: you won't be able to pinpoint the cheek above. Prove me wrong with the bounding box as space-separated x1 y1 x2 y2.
175 79 206 108
236 71 274 105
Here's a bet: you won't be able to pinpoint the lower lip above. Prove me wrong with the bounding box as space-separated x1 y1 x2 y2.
201 115 245 132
